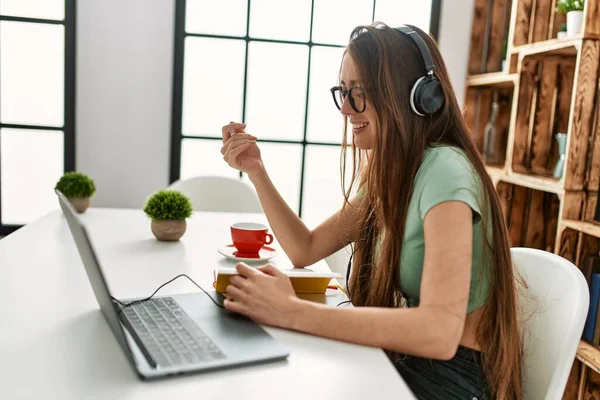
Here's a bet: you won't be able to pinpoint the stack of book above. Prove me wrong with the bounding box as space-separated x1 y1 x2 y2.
582 256 600 344
213 267 343 294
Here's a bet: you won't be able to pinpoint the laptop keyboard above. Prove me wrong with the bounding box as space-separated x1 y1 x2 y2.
121 297 226 367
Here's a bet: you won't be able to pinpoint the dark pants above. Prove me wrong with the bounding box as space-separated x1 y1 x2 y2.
389 346 491 400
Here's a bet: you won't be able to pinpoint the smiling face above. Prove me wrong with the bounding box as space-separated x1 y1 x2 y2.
339 54 378 150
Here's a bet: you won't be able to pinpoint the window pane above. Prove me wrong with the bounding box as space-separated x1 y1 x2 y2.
306 46 346 143
0 0 64 20
245 42 308 141
0 128 64 225
180 138 240 180
186 0 247 36
0 21 64 127
182 37 246 136
302 145 355 227
374 0 432 33
244 142 302 213
249 0 311 42
312 0 373 46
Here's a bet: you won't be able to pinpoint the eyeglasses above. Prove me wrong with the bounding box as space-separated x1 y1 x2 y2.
330 86 366 113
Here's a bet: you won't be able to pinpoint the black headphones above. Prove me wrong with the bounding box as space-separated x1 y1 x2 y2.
394 26 444 116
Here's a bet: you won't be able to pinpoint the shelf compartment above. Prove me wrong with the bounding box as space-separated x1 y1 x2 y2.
496 181 560 251
467 72 518 88
465 86 513 166
558 226 600 285
583 192 600 226
510 0 566 47
557 231 600 295
467 0 513 74
507 0 600 48
511 53 577 178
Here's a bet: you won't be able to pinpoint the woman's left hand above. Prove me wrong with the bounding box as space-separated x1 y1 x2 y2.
224 263 304 329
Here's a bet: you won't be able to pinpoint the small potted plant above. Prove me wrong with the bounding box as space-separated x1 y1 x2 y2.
55 171 96 213
556 0 585 37
143 190 193 241
557 23 568 39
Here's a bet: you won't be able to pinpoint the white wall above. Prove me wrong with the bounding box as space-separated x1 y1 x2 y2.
76 0 473 209
77 0 175 208
438 0 475 106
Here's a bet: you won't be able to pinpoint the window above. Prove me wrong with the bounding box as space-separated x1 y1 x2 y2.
171 0 441 227
0 0 75 235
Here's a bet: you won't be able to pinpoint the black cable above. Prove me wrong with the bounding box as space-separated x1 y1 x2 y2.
336 242 356 307
111 274 225 309
345 242 354 299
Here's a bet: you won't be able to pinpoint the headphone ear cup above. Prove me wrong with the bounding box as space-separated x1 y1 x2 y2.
413 77 444 115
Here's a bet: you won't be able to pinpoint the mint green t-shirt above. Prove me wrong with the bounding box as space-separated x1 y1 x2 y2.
399 146 490 313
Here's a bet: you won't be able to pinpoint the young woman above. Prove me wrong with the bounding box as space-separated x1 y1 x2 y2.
219 23 523 399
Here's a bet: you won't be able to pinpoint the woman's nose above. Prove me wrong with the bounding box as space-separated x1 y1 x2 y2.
340 97 354 116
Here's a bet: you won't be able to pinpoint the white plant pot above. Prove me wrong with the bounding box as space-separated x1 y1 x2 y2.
557 31 568 39
567 10 584 36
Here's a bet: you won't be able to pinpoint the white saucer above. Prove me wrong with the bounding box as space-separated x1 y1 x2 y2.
217 245 278 262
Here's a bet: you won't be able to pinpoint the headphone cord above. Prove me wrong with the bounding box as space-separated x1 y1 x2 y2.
111 274 225 309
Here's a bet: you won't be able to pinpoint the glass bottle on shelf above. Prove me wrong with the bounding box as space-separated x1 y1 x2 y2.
553 133 567 179
483 92 501 165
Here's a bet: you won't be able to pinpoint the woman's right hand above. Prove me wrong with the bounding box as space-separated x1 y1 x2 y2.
221 122 264 178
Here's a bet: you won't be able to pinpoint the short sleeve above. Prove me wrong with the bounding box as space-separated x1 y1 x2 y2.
417 151 482 222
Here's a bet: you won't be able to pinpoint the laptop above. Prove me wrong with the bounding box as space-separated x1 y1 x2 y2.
56 189 289 380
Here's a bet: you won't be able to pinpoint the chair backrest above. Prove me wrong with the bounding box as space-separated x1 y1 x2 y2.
168 175 263 213
512 247 589 399
325 245 353 289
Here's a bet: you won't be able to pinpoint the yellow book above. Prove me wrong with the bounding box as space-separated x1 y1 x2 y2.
214 267 342 294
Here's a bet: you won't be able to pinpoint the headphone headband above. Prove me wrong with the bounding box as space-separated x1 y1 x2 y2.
395 26 435 74
393 25 444 116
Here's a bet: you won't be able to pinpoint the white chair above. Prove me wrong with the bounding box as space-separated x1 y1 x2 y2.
512 247 589 399
325 245 353 289
168 175 262 213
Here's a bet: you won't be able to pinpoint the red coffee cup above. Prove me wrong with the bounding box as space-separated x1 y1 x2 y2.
230 222 273 254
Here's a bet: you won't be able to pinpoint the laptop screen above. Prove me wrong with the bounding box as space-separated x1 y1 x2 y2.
56 190 137 366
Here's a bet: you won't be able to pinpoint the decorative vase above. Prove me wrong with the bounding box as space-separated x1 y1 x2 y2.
151 220 186 241
68 197 91 213
567 10 584 36
553 133 568 179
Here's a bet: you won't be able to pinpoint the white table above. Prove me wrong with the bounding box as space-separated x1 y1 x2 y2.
0 208 415 399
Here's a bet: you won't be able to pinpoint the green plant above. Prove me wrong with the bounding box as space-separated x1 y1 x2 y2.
556 0 584 14
55 171 96 198
559 22 568 32
501 37 508 60
143 190 192 220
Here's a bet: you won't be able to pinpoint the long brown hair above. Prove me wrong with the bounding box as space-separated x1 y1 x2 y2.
340 23 523 399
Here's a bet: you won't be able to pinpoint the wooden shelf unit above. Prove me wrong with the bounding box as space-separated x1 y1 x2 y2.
510 36 582 57
578 341 600 375
562 219 600 240
465 0 600 397
467 72 518 88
